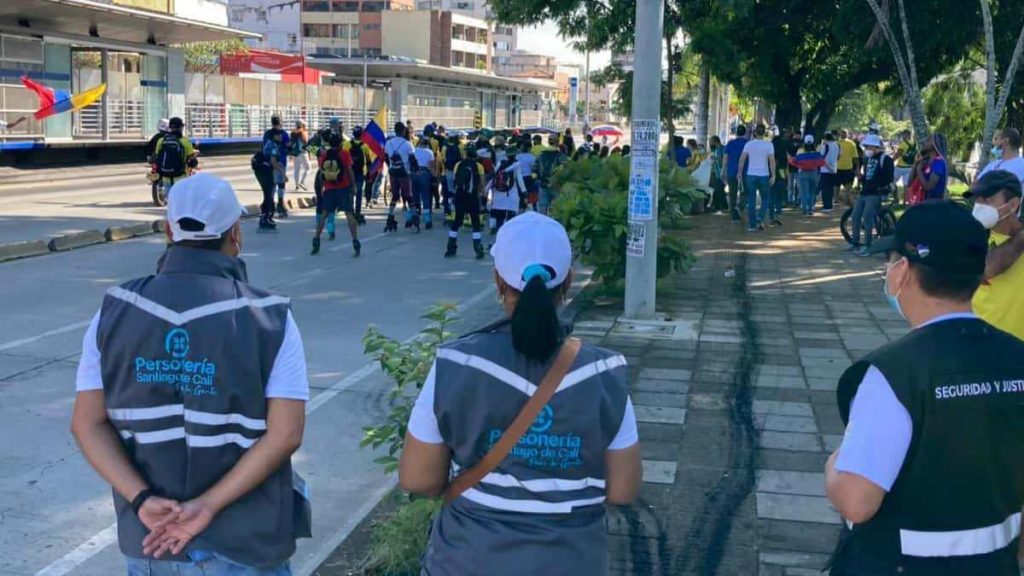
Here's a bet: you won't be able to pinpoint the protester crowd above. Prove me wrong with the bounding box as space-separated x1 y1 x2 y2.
64 110 1024 576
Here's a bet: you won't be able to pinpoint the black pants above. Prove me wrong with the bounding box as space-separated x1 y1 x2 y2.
727 175 742 219
711 173 728 211
820 172 837 210
449 192 481 240
255 167 276 217
492 209 516 232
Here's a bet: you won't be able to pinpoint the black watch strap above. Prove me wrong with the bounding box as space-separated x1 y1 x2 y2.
131 488 155 516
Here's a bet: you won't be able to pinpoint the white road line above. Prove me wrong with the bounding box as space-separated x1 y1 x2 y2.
31 282 498 576
34 524 118 576
296 476 398 576
0 320 92 353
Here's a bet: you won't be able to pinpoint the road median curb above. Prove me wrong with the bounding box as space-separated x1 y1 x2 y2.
105 222 156 242
47 230 108 252
0 239 50 262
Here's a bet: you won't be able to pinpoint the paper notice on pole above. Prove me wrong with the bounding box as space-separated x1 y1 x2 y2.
626 221 646 258
631 119 660 157
628 170 654 221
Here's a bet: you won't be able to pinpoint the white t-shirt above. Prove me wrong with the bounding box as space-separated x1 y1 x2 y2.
741 139 774 177
413 146 435 170
978 155 1024 184
820 142 839 174
833 313 977 491
75 310 310 400
384 137 415 173
408 362 639 450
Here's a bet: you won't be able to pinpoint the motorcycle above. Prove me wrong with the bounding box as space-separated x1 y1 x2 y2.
148 151 200 207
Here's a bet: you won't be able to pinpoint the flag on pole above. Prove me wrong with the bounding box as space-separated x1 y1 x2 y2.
361 106 387 172
21 77 106 120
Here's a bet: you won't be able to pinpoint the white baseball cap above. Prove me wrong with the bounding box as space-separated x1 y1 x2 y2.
862 134 883 148
803 134 815 144
490 212 573 291
166 173 247 242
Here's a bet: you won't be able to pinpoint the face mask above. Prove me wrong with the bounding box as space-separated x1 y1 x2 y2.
972 202 1011 229
883 259 906 320
991 145 1002 157
864 149 876 158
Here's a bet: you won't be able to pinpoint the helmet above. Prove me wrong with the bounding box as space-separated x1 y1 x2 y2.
329 117 341 128
168 117 184 130
157 118 169 132
352 126 363 138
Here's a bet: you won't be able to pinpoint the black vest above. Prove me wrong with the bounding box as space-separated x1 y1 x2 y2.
834 317 1024 574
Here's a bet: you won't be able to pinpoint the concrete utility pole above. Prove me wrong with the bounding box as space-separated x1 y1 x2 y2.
624 0 664 320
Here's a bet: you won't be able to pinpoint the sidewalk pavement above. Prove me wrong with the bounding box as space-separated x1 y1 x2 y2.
571 207 906 575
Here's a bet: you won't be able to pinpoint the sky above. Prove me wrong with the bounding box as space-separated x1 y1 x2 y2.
516 21 612 71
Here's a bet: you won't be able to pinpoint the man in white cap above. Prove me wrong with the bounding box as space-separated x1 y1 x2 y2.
71 173 311 575
849 133 894 256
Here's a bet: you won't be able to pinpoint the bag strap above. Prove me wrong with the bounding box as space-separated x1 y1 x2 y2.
443 337 582 503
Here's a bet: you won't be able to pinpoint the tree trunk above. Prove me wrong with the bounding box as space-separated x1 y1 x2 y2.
980 0 998 166
805 98 836 138
695 63 710 144
773 86 803 133
664 34 676 138
865 0 930 142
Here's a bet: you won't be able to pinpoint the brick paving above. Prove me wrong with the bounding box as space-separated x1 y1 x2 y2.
572 207 908 575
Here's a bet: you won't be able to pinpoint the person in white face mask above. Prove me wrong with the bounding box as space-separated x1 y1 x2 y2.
965 169 1024 340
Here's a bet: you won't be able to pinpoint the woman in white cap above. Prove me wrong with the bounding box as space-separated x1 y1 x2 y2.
399 211 642 576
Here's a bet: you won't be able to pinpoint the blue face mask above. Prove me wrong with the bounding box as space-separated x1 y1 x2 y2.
883 259 906 319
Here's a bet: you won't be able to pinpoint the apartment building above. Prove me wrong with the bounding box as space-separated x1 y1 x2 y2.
300 0 415 58
380 10 489 71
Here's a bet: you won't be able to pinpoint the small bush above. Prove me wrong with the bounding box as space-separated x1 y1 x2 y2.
549 155 700 292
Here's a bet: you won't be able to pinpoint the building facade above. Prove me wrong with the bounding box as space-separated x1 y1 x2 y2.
413 0 515 77
300 0 415 58
228 0 302 53
495 49 556 79
380 11 488 71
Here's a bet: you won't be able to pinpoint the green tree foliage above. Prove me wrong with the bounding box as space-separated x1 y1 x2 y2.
924 72 986 162
181 39 249 74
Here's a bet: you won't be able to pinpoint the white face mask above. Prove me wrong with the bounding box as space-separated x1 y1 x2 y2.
972 202 1007 229
864 149 876 158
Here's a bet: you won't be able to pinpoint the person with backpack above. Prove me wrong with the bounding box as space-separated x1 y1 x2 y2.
252 144 277 231
507 139 538 211
313 133 361 257
819 132 840 212
489 150 521 237
345 127 372 226
400 212 641 576
384 121 418 232
413 137 438 230
445 144 486 259
144 117 169 161
442 134 464 222
152 116 196 195
289 120 310 192
536 134 566 214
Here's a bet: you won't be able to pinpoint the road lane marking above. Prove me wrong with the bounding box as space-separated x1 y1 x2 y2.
0 320 92 353
31 282 498 576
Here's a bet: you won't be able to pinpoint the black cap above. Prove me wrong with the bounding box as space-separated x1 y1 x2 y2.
869 201 988 274
963 169 1022 200
271 115 281 126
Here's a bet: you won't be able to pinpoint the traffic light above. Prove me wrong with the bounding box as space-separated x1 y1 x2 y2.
473 110 482 130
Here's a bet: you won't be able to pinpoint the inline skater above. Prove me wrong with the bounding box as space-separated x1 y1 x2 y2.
313 132 361 257
384 122 419 232
445 144 486 260
413 137 437 230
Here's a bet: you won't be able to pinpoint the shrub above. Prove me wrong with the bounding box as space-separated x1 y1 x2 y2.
549 155 700 292
357 303 458 574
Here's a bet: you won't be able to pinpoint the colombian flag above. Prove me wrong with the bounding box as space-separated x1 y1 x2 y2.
361 106 387 172
22 77 106 120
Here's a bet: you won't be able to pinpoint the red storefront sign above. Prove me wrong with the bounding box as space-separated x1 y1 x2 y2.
220 50 325 84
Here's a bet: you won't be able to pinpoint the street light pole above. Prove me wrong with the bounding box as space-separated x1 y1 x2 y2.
624 0 664 320
362 54 369 125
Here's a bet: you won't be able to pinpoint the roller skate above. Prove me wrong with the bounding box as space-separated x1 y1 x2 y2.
474 239 485 260
445 237 457 258
424 211 433 230
276 200 289 219
310 237 321 255
384 213 398 232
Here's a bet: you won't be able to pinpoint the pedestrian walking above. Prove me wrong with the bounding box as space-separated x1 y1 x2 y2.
788 134 825 215
966 170 1024 340
71 173 311 575
709 135 728 213
738 124 777 231
826 201 1024 576
836 129 860 206
723 125 750 222
264 116 290 218
848 133 894 256
346 126 372 226
400 211 641 576
444 144 486 259
289 120 310 192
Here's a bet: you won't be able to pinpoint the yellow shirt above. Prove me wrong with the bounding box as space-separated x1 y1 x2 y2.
837 139 857 171
973 231 1024 340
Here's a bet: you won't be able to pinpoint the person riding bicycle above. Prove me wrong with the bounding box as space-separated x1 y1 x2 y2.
152 117 197 194
849 133 894 257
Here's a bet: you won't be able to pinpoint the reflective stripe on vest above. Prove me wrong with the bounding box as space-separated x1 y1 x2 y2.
899 512 1021 558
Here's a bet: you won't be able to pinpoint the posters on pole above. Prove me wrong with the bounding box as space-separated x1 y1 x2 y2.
568 77 578 126
626 221 646 258
628 119 659 221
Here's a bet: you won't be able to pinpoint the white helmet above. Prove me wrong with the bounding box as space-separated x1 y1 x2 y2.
158 118 170 132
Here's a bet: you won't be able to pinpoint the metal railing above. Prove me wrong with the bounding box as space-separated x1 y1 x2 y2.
184 103 395 139
403 105 476 131
76 100 145 137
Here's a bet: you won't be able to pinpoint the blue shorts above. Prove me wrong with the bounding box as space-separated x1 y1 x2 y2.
126 553 291 575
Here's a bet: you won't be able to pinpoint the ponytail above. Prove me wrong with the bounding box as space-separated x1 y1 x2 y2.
511 266 565 362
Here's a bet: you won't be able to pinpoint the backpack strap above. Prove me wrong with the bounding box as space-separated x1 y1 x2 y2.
443 338 582 503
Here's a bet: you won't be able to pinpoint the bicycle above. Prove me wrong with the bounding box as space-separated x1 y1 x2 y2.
840 192 898 246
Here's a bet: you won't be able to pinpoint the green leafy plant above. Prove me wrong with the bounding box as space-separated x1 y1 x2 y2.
549 155 700 292
357 303 457 575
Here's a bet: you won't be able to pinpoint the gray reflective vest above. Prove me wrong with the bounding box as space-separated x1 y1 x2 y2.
96 246 311 568
423 321 630 576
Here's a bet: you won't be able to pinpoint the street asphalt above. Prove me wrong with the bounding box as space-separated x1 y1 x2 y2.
0 172 508 575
